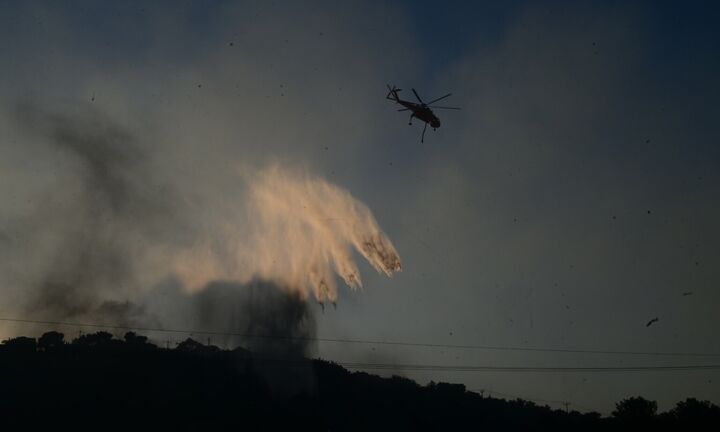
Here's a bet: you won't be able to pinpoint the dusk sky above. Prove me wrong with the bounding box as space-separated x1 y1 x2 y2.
1 1 719 415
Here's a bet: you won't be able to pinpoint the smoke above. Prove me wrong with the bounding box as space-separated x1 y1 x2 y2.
1 101 400 336
193 280 316 358
2 102 183 326
174 165 402 303
187 280 319 394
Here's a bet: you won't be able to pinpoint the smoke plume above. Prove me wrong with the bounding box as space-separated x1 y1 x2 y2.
1 102 401 334
3 102 182 326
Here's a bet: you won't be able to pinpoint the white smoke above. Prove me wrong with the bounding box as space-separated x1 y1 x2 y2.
174 165 401 303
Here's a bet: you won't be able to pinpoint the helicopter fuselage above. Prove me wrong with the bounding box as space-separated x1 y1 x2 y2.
397 100 441 129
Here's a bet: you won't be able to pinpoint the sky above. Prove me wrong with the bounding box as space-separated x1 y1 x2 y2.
0 0 719 415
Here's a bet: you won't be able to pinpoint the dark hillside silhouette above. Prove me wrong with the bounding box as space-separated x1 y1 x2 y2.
1 332 718 430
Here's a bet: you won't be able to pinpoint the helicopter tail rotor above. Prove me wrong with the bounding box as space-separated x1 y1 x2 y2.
386 84 402 101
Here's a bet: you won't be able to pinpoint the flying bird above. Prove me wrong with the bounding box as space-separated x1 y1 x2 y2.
646 317 659 327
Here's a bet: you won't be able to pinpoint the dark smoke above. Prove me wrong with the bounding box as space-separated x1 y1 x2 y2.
9 102 183 325
193 279 317 358
188 279 318 395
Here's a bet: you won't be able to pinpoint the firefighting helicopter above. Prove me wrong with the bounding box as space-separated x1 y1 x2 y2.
386 85 460 142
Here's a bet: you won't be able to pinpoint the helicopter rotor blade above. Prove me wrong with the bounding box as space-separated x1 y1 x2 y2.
429 106 461 110
411 88 424 104
426 93 452 105
397 108 410 112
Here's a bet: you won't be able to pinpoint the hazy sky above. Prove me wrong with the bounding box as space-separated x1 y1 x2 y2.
0 1 719 414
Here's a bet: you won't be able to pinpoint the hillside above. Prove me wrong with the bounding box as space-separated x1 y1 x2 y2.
1 332 717 430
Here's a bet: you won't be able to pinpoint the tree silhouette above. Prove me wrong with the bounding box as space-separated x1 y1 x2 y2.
1 336 37 353
0 331 718 430
73 330 114 347
672 397 720 426
123 331 148 345
38 331 65 351
176 337 220 355
612 396 657 427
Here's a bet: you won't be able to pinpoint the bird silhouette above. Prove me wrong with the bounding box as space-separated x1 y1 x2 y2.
646 317 659 327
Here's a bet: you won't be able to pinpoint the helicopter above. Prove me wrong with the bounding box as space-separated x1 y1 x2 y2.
386 85 460 142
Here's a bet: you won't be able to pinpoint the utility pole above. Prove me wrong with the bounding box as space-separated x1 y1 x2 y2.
563 402 570 414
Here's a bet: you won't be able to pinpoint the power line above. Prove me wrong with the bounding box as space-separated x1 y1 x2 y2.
339 363 720 373
2 316 720 358
569 402 596 413
3 318 719 374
